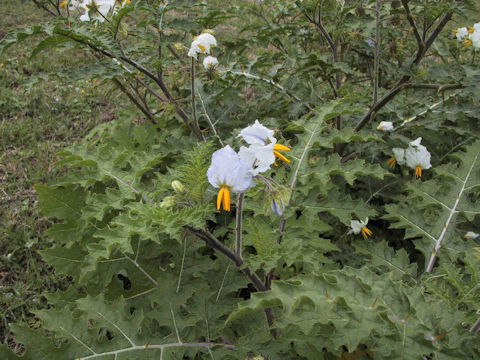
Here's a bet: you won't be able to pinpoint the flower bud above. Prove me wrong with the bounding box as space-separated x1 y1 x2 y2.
160 196 176 208
171 180 185 194
173 42 183 51
271 199 285 217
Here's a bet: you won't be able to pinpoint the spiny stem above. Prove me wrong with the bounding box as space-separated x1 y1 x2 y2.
176 234 187 293
197 89 224 146
191 58 201 139
470 317 480 334
235 193 245 259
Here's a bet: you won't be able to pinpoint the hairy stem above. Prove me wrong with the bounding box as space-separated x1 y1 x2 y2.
235 193 245 259
470 317 480 334
191 58 201 139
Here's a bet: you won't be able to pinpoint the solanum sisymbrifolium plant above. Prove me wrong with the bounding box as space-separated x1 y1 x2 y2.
1 0 480 359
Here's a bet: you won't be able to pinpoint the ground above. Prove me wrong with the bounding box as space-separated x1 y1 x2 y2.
0 0 127 347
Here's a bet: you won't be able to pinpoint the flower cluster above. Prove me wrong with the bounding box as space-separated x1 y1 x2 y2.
188 33 219 70
207 121 291 211
388 137 432 178
61 0 131 22
453 23 480 49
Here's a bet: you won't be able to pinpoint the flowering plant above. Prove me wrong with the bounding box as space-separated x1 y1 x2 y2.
1 0 480 359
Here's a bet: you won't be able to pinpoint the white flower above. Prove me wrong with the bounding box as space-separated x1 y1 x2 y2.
238 120 276 145
469 29 480 49
207 145 254 211
377 121 394 131
454 27 469 41
405 139 431 178
392 148 406 165
188 33 217 59
350 218 372 239
387 147 405 168
238 120 291 164
465 231 479 240
238 144 275 176
203 56 219 70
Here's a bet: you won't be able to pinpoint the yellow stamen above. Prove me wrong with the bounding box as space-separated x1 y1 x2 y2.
217 185 231 211
464 39 472 47
125 0 131 3
217 187 225 210
60 0 66 6
272 143 291 163
197 44 206 52
387 157 397 168
224 187 231 211
453 29 458 34
361 226 373 239
273 143 291 151
468 26 475 34
415 166 422 178
274 150 290 163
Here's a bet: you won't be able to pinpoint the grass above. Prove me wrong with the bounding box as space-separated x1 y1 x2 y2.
0 0 127 348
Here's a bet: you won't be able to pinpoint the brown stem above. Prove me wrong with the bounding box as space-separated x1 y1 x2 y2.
112 78 156 123
32 0 57 16
347 12 453 138
184 226 275 328
400 0 424 53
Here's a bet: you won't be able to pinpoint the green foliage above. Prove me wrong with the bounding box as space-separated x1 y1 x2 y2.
2 0 480 358
384 141 480 270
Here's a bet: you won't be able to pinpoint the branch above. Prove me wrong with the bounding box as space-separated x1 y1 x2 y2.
70 37 202 139
299 3 341 129
400 0 424 53
184 226 273 326
350 12 453 135
32 0 57 16
112 78 156 124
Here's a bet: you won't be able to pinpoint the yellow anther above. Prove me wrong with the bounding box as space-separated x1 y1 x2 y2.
415 166 422 178
273 143 291 163
197 44 206 52
216 185 231 211
387 157 396 168
361 226 373 239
